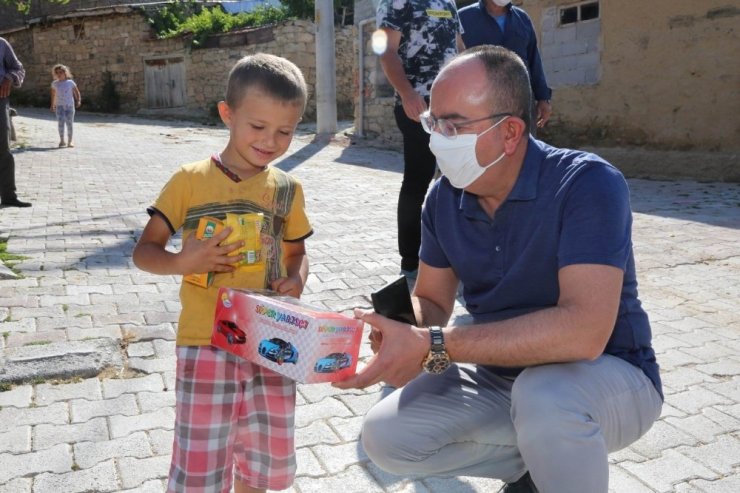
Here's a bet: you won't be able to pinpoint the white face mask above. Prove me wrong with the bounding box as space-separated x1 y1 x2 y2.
429 117 508 189
492 0 511 6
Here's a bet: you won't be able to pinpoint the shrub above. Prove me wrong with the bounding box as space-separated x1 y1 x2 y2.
146 0 202 38
145 2 290 47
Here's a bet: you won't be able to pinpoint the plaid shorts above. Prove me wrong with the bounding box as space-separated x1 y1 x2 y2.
167 345 296 492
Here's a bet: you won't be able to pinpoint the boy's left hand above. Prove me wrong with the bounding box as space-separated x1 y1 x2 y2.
271 276 303 298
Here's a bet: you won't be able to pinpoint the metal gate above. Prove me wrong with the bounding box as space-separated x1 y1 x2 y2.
144 56 186 109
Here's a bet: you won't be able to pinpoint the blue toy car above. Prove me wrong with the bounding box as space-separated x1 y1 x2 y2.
258 337 299 365
314 352 352 373
217 320 246 345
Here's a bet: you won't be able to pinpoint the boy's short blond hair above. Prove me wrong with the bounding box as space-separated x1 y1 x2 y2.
225 53 307 111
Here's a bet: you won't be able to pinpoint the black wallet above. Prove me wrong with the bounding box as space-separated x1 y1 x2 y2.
371 276 418 325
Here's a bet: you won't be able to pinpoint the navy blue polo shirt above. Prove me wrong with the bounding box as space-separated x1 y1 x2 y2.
459 1 552 102
420 137 662 398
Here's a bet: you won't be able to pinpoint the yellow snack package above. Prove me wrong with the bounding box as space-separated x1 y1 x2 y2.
223 212 265 272
184 216 225 288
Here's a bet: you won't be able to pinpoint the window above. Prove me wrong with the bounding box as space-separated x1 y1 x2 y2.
560 6 578 25
559 1 599 26
581 2 600 21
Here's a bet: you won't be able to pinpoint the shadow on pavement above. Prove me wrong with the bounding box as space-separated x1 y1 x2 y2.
14 146 66 153
277 134 333 173
629 180 740 229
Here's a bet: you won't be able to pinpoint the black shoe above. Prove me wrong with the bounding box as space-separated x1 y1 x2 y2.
501 472 538 493
1 198 32 208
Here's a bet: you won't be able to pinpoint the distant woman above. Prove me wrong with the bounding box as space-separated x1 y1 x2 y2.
50 64 81 147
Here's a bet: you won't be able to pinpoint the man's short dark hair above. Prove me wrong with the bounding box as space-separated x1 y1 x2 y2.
225 53 308 111
462 45 533 131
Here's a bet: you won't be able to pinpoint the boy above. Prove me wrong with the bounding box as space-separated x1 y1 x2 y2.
133 53 312 493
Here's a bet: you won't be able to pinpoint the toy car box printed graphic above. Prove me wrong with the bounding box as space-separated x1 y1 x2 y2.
211 288 364 383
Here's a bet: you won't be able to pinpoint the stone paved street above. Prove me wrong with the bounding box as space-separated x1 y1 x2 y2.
1 108 739 492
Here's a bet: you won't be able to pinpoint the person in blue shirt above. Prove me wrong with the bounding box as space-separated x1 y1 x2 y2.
0 36 31 208
459 0 552 130
336 46 662 493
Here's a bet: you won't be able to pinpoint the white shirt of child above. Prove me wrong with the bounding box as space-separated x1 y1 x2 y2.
52 79 77 107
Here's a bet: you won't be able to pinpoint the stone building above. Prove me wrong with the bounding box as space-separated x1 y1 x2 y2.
0 0 181 32
354 0 740 153
2 5 355 121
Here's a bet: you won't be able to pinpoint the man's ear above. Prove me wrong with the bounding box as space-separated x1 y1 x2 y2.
503 116 527 153
217 101 231 128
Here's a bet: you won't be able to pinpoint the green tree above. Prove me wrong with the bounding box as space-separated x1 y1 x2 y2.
146 2 290 45
1 0 69 14
146 0 203 38
280 0 354 24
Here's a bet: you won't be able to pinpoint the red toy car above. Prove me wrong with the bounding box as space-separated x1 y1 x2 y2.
217 320 247 344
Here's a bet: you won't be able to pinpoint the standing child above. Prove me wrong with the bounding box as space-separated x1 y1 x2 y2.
133 53 312 493
50 64 81 147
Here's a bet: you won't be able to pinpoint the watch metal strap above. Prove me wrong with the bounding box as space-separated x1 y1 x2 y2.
429 326 444 350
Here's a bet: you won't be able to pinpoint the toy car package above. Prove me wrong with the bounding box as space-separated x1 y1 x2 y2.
183 216 225 288
211 287 364 383
223 212 265 272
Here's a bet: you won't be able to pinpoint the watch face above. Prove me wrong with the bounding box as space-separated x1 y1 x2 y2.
424 352 451 374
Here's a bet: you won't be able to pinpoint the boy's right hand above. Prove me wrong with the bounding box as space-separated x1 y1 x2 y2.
179 226 244 274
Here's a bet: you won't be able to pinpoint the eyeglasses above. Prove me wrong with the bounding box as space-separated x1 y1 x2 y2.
420 110 512 139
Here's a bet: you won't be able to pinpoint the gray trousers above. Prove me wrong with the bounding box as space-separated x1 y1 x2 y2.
361 354 662 492
0 96 17 202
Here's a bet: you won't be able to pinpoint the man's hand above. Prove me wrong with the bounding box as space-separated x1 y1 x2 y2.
332 309 429 390
400 90 427 122
368 326 382 354
178 226 243 275
0 78 11 98
536 100 552 128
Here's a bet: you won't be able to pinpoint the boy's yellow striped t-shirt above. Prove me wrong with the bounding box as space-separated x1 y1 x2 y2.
149 157 312 345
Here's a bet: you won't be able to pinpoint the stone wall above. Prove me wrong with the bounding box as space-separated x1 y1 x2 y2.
354 18 402 149
185 21 355 120
12 10 184 112
524 0 739 151
353 0 739 154
4 9 356 121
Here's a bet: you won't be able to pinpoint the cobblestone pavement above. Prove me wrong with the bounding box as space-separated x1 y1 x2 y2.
1 108 738 492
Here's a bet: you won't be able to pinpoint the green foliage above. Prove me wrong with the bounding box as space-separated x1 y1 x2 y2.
280 0 354 24
146 0 203 38
182 5 290 46
0 239 25 263
280 0 314 19
1 0 68 14
145 2 290 47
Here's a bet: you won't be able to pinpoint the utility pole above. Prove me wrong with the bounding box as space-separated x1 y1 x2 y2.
315 0 338 134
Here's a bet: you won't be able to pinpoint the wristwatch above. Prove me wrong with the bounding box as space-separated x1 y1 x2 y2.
422 326 451 374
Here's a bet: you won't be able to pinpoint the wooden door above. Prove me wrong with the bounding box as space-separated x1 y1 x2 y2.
144 57 186 108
